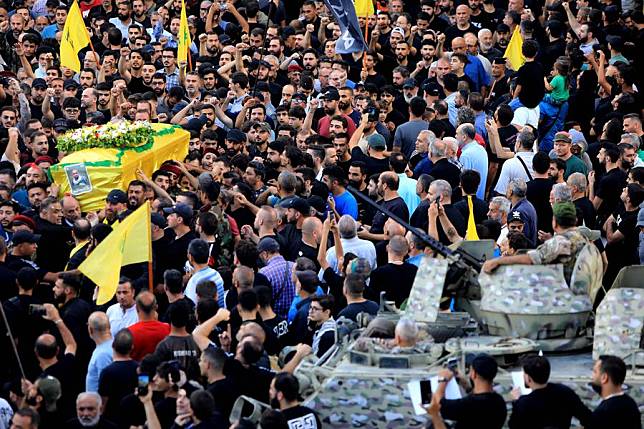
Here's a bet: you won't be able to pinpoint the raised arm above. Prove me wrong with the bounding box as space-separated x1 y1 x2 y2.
43 303 77 356
348 112 368 150
301 97 319 134
192 308 231 351
118 46 132 82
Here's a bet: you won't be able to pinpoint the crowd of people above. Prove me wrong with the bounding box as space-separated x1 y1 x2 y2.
0 0 641 427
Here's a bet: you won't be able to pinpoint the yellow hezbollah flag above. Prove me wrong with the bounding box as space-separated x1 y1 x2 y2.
355 0 374 17
465 196 479 241
178 0 191 64
79 202 152 305
60 1 90 72
503 25 524 71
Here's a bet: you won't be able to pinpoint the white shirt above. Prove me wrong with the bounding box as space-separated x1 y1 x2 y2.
106 304 138 337
511 106 540 129
322 236 377 277
494 151 535 195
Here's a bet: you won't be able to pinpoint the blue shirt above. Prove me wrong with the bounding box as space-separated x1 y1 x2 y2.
185 266 225 309
407 254 424 267
474 111 488 145
413 154 433 178
86 339 113 392
397 173 421 214
459 141 488 200
41 24 60 39
464 54 490 92
287 286 325 323
334 190 358 219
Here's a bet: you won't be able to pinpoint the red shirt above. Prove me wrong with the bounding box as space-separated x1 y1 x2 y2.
128 320 171 361
317 114 357 138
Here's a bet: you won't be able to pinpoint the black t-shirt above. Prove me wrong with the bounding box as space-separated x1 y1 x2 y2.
223 356 275 403
515 61 545 108
370 197 409 234
508 383 592 429
338 300 379 322
429 158 461 189
526 177 554 234
606 208 640 267
441 391 507 429
454 196 488 224
154 335 200 380
368 262 418 307
163 230 197 273
586 394 641 429
42 353 79 420
126 76 152 94
278 223 303 261
596 168 627 221
444 24 478 46
65 417 117 429
574 197 597 229
281 405 322 429
207 378 238 419
350 147 389 177
293 242 320 271
98 360 139 422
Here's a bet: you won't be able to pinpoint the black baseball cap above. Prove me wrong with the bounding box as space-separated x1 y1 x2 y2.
12 230 41 245
320 87 340 101
403 78 418 89
106 189 127 204
226 128 246 143
64 79 79 90
286 197 311 215
163 203 193 223
32 78 47 89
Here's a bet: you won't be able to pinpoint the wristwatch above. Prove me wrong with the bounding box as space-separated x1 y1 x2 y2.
437 377 449 383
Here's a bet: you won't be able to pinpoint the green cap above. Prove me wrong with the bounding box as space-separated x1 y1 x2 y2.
552 202 577 226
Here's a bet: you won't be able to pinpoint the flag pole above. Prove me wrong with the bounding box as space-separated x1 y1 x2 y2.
362 15 369 69
146 201 153 292
76 0 101 70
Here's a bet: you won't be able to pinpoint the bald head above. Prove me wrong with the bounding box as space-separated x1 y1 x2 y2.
35 333 58 359
233 265 255 290
135 291 157 316
256 206 277 229
302 216 323 236
388 235 409 257
88 311 110 335
237 321 266 344
451 37 466 52
384 218 406 238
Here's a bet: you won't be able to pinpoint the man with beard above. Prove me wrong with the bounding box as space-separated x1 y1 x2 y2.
248 122 271 158
468 0 486 30
586 355 640 428
0 200 18 240
411 40 437 85
92 83 111 122
338 87 360 127
485 58 510 108
494 23 511 52
508 355 591 429
126 180 147 211
29 78 47 120
477 29 503 62
394 41 416 72
184 72 203 102
424 354 506 429
203 32 221 59
109 2 138 40
52 272 92 364
315 88 356 138
131 0 151 27
589 144 626 223
270 373 321 428
67 392 116 429
419 3 448 33
119 48 151 94
243 161 267 203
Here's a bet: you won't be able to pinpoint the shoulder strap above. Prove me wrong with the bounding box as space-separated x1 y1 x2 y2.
516 154 533 181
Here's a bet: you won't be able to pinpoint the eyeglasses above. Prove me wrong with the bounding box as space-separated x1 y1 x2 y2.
309 306 323 312
466 44 477 48
65 108 80 113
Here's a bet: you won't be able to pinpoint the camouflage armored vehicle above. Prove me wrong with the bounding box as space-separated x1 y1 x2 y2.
289 190 644 428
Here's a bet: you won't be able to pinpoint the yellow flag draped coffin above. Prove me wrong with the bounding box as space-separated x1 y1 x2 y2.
50 122 189 211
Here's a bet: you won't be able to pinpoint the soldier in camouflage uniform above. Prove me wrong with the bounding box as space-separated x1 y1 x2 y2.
483 202 589 286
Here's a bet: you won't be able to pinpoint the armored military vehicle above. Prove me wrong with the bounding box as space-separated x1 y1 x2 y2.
289 190 644 428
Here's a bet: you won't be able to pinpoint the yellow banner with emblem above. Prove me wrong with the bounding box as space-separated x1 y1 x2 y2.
50 123 189 212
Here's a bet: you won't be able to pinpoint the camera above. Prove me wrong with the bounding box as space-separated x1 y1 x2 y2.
28 304 46 317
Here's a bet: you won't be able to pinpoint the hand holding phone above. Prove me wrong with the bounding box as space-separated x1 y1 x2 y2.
420 379 432 405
